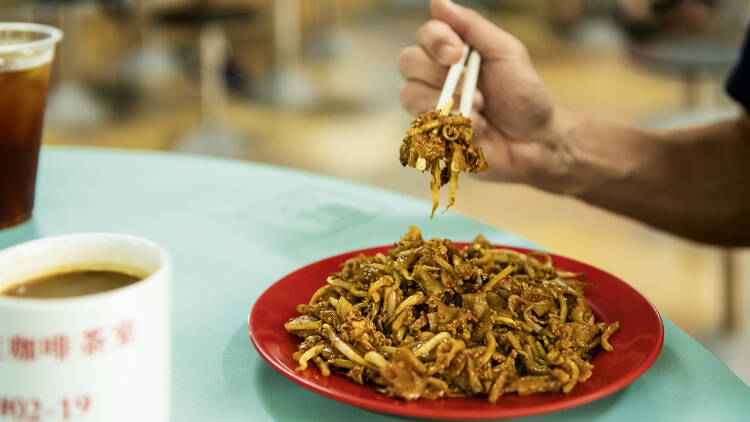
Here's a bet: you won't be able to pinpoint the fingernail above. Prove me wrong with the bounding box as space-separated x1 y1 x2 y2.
438 43 459 64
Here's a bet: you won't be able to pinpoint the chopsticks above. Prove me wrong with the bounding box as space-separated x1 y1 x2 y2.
435 44 481 117
436 45 469 112
459 49 481 117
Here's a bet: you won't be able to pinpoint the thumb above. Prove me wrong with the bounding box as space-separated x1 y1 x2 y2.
430 0 525 59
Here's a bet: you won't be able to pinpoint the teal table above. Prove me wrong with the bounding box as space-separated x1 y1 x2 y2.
2 147 748 421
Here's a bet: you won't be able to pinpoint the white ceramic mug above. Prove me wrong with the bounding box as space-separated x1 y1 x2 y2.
0 234 170 422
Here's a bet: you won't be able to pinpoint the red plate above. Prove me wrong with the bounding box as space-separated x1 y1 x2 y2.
249 244 663 420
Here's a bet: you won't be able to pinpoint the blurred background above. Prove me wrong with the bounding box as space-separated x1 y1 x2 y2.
2 0 749 384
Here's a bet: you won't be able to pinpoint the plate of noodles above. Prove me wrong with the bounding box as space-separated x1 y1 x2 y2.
249 227 663 420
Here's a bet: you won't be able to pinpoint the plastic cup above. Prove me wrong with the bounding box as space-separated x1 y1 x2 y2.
0 23 62 229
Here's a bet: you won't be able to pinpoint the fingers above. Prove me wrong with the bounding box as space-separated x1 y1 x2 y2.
400 80 440 115
400 79 484 116
468 90 485 114
397 45 448 88
429 0 526 60
470 123 542 185
398 43 490 94
470 110 489 137
416 19 464 66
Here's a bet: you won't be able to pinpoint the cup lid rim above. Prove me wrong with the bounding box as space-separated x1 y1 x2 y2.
0 22 63 54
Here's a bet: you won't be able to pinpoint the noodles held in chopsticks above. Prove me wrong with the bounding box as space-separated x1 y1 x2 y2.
399 100 488 217
285 226 620 402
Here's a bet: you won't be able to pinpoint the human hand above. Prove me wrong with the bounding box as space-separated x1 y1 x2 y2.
398 0 566 186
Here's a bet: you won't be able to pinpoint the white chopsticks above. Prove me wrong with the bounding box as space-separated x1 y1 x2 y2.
459 50 481 117
435 44 481 117
436 45 469 111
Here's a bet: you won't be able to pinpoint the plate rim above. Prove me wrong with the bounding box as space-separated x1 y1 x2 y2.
249 244 664 420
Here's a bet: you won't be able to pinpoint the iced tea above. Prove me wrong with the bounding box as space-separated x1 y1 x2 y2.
0 23 61 229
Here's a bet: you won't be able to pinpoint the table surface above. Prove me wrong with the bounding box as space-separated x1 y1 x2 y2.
1 147 748 422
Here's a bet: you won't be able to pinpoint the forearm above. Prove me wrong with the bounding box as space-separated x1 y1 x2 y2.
537 107 750 246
